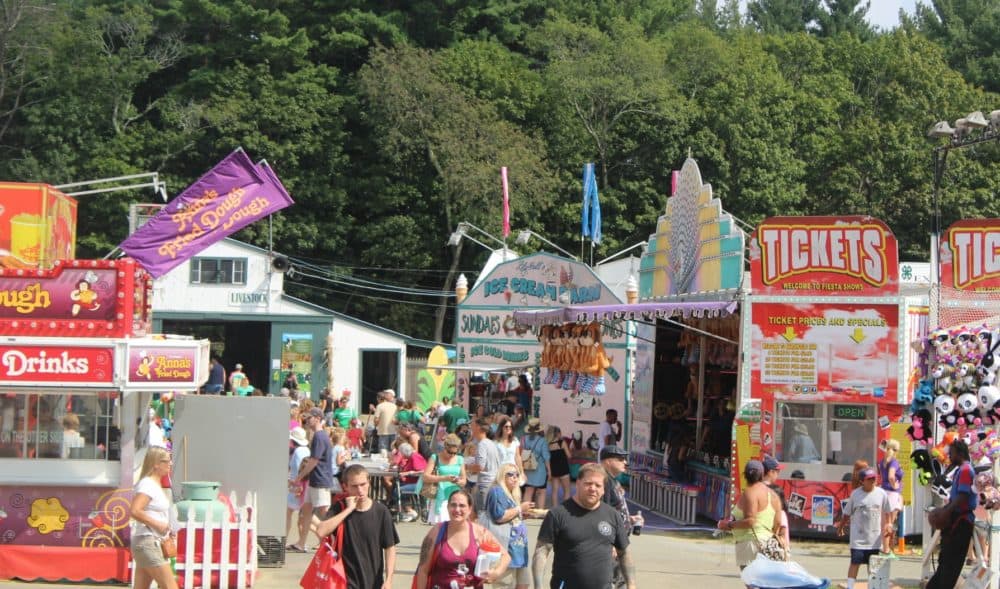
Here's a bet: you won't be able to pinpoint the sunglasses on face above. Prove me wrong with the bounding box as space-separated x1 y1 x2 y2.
504 472 519 478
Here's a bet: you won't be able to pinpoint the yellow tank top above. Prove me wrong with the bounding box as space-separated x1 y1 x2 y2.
731 496 777 543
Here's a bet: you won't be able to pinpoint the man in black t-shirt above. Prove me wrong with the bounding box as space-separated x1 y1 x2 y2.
533 463 634 589
316 464 400 589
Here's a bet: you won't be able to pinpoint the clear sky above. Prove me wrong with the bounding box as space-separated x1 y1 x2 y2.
736 1 919 30
867 0 917 30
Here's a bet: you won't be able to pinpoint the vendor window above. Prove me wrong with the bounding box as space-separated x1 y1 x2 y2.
776 402 876 467
0 393 119 460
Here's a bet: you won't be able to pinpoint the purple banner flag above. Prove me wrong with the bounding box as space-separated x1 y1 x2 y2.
119 149 294 278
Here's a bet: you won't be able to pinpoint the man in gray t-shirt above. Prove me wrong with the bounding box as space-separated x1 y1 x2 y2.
837 468 891 589
468 416 502 512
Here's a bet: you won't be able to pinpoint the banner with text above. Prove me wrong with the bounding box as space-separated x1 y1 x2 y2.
939 219 1000 292
119 149 293 278
749 301 901 404
750 216 899 297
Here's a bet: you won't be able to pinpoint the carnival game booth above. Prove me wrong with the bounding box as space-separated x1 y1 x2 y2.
733 215 917 539
447 252 634 459
515 158 746 525
0 258 211 582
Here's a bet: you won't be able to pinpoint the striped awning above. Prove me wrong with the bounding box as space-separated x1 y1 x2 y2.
512 300 738 326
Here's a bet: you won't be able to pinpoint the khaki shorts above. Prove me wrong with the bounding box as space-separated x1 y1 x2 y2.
132 534 168 569
498 565 531 587
308 485 332 508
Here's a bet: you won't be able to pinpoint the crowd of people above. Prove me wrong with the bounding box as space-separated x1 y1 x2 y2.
129 381 642 589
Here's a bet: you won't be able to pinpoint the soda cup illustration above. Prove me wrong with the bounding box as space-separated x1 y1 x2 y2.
10 213 45 266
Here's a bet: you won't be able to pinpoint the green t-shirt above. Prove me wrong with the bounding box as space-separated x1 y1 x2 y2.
441 406 470 433
333 407 355 428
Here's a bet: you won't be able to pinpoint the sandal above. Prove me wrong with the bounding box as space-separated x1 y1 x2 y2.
286 545 306 553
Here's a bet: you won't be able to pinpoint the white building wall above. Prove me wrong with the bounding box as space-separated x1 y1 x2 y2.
330 319 407 409
151 239 308 316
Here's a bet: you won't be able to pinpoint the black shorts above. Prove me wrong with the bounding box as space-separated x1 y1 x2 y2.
850 548 879 565
523 478 548 489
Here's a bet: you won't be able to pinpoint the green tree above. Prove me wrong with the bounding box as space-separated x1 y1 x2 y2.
909 0 1000 93
747 0 820 33
357 45 558 341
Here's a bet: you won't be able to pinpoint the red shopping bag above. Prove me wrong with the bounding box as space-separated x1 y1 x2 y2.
299 523 346 589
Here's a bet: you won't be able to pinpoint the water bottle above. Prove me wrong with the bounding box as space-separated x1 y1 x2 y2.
632 510 643 536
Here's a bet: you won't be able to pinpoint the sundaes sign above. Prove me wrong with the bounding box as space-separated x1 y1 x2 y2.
0 345 115 385
751 216 899 297
940 220 1000 292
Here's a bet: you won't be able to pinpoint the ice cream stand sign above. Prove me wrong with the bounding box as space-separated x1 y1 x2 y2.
455 253 629 447
939 218 1000 292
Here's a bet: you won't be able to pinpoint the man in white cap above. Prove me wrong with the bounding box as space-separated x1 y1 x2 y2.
228 363 246 395
287 426 311 552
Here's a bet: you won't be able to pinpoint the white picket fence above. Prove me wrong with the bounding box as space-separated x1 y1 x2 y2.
175 491 258 589
132 491 258 589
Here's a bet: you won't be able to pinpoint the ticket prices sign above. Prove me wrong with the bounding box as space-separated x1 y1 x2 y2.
125 343 207 389
939 219 1000 292
749 301 901 404
750 216 899 297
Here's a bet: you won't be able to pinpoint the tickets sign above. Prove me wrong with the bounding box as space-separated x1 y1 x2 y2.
0 345 115 386
940 219 1000 292
750 216 899 296
748 301 901 404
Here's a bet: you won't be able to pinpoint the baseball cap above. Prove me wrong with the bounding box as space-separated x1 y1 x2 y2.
307 407 324 420
599 445 628 460
861 467 877 480
744 460 765 476
762 455 782 472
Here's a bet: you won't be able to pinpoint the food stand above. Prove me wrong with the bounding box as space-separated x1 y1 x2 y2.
448 252 634 456
0 257 210 582
733 215 915 538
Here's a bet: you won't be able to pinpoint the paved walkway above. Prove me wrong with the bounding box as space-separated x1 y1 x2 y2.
0 519 931 589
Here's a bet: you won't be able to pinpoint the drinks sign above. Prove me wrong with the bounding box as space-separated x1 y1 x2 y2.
0 345 115 386
940 219 1000 292
126 345 200 387
750 216 899 296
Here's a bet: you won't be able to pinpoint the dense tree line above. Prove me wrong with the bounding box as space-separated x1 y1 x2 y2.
1 0 998 341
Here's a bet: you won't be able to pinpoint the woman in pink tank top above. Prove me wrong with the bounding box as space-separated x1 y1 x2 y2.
416 489 510 589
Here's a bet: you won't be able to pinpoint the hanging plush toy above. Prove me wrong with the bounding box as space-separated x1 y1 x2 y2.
935 394 959 428
932 363 955 394
561 324 585 390
979 384 1000 423
907 409 932 445
910 379 935 413
910 449 934 486
977 472 1000 510
545 326 566 385
956 392 980 426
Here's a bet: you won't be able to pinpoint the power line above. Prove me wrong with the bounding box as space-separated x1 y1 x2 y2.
288 257 454 294
286 254 483 275
286 278 454 314
292 268 457 298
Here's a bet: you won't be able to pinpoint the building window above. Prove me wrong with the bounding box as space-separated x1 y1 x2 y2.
190 258 247 285
776 401 876 467
0 393 120 460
